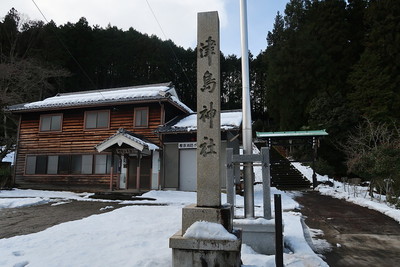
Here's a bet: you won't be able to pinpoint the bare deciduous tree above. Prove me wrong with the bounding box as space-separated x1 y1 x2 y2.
0 58 69 161
0 9 70 162
341 118 400 202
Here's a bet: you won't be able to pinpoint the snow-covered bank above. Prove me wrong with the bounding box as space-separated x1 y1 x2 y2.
318 184 400 224
292 162 400 224
0 189 96 209
0 188 93 199
0 197 51 209
241 208 328 267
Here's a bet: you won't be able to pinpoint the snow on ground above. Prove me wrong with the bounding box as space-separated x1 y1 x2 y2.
0 204 181 267
129 190 196 205
0 180 327 267
306 228 332 255
292 162 400 224
281 212 328 267
1 160 399 266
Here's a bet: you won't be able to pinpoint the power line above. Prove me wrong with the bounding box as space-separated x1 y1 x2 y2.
145 0 195 92
32 0 195 97
31 0 98 91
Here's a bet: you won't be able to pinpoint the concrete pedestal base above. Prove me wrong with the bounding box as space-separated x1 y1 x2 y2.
233 219 276 255
170 230 242 267
182 204 233 233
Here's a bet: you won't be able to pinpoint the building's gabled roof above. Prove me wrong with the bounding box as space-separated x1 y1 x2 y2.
156 110 242 134
6 82 193 113
256 130 328 138
95 128 159 153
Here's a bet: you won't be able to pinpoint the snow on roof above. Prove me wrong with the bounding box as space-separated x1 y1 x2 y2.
1 150 14 164
7 83 193 113
219 111 243 130
118 130 159 151
158 111 242 133
169 95 193 113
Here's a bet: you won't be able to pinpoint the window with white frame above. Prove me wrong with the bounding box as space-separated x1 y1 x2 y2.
85 110 110 129
40 114 62 132
94 154 112 174
134 107 149 128
25 154 116 175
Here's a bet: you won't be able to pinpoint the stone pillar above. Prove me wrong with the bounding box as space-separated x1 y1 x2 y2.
196 11 221 207
170 11 241 267
179 11 231 233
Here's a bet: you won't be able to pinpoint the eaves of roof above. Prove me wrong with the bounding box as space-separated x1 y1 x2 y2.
256 130 329 138
5 82 193 114
156 125 241 134
6 95 192 114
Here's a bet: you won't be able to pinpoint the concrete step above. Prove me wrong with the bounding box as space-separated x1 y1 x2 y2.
270 146 312 190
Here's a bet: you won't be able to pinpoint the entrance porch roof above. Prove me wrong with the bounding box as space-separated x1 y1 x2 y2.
95 128 159 153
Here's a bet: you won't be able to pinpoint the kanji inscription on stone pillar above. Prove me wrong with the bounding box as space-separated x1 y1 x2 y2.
197 11 221 207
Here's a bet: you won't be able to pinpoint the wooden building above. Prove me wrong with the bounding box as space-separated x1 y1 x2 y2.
6 83 192 192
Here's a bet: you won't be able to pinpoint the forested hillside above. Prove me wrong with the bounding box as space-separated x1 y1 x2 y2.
259 0 400 198
1 0 400 193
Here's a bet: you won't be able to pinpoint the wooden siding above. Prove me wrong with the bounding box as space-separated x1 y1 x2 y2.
14 102 166 190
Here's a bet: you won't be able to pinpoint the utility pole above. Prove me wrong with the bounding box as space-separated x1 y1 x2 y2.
240 0 254 218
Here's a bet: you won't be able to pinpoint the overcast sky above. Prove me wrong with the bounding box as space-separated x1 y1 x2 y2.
1 0 289 56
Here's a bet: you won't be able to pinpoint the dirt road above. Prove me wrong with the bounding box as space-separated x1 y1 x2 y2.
0 200 124 239
295 191 400 267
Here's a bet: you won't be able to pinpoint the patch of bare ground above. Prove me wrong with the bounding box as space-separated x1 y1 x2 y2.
0 200 131 239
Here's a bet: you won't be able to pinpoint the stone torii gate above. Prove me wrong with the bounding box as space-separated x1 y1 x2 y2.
225 147 272 219
256 130 329 188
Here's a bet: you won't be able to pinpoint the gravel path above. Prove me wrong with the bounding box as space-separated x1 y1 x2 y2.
295 191 400 267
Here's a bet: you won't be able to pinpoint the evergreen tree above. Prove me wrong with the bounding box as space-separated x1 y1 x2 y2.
264 1 322 130
221 54 242 111
348 0 400 122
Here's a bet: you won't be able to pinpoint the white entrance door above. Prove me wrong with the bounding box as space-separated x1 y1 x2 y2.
179 149 197 191
119 155 127 189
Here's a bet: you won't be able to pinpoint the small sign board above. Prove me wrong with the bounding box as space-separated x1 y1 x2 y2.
116 148 137 154
178 142 197 149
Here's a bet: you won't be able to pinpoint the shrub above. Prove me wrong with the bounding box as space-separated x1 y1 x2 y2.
314 158 335 177
0 167 12 189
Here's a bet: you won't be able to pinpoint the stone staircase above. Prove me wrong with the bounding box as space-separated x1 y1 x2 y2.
270 146 312 190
